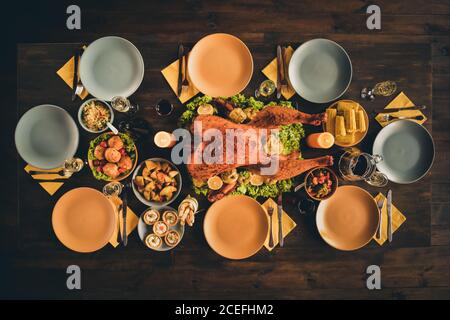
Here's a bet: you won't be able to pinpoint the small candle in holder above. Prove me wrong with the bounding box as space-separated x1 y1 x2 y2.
306 132 335 149
154 131 176 148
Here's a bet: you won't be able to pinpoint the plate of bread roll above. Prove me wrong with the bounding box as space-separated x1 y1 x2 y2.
323 100 368 147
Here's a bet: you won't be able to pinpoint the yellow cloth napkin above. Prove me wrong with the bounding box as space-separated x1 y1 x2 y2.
56 49 89 100
24 164 71 196
261 198 297 251
161 54 199 103
108 196 139 248
375 91 427 127
262 46 296 100
373 193 406 245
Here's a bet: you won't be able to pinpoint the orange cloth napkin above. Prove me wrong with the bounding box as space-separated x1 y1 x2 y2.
261 198 297 251
262 46 296 100
56 48 89 100
108 196 139 248
24 164 71 196
161 53 199 103
373 193 406 245
375 91 427 127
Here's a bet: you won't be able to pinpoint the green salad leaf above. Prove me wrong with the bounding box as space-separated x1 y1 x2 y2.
279 123 305 155
232 170 294 198
179 95 214 127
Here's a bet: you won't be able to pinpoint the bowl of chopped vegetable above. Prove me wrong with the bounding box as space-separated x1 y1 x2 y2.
78 98 114 133
304 167 338 201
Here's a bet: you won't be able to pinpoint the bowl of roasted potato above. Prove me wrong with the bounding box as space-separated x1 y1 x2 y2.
132 158 182 207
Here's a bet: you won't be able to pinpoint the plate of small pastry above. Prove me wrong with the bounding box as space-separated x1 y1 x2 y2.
137 206 184 251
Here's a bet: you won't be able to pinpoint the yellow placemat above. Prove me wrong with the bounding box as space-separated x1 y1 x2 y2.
375 91 427 127
24 164 71 196
56 48 89 100
373 193 406 245
262 198 297 251
108 196 139 248
161 53 199 103
262 46 296 100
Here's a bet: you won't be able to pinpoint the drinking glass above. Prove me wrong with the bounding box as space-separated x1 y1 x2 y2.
361 81 397 101
111 96 139 114
255 80 276 99
63 157 85 174
338 148 388 187
103 181 123 198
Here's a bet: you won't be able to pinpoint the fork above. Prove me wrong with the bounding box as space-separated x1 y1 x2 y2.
267 206 274 248
376 197 385 239
29 169 68 177
381 114 424 122
182 48 190 93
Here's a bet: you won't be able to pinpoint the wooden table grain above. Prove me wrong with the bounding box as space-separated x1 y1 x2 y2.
2 0 450 299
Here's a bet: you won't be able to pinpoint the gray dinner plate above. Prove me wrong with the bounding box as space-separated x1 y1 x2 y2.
373 120 434 184
288 39 352 104
15 105 79 169
79 36 144 101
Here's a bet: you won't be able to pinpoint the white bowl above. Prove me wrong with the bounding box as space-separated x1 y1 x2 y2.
78 98 114 133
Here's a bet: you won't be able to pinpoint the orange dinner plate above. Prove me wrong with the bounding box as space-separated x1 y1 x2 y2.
188 33 253 97
52 187 116 253
316 185 380 251
204 195 268 260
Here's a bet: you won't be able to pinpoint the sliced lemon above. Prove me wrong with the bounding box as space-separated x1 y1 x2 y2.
250 174 264 186
192 178 205 188
207 176 223 190
197 104 214 116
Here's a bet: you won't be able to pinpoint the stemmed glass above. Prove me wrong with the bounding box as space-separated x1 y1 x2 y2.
102 181 123 198
361 81 397 101
62 157 85 176
255 80 276 99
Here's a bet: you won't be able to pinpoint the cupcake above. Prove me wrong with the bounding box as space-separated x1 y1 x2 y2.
162 210 178 226
165 230 180 247
153 221 169 237
143 209 159 225
145 234 162 249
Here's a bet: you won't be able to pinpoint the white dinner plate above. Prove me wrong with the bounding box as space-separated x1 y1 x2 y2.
79 36 144 101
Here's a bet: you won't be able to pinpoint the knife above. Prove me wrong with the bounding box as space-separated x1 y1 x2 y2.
387 189 392 243
374 105 426 113
277 194 283 247
276 45 283 100
177 44 184 97
280 46 289 89
71 49 80 101
121 183 128 246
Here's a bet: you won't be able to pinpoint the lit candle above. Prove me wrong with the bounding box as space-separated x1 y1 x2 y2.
306 132 335 149
154 131 176 148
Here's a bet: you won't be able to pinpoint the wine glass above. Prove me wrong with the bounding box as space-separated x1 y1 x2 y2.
63 157 85 176
361 81 397 101
255 80 276 99
103 181 123 198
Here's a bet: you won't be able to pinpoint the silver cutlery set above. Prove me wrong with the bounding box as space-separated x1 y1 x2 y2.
376 189 393 242
276 45 289 99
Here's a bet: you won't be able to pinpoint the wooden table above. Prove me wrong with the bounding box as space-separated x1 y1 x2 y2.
3 0 450 299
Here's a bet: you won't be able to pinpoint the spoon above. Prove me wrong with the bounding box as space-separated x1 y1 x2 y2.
107 122 119 134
